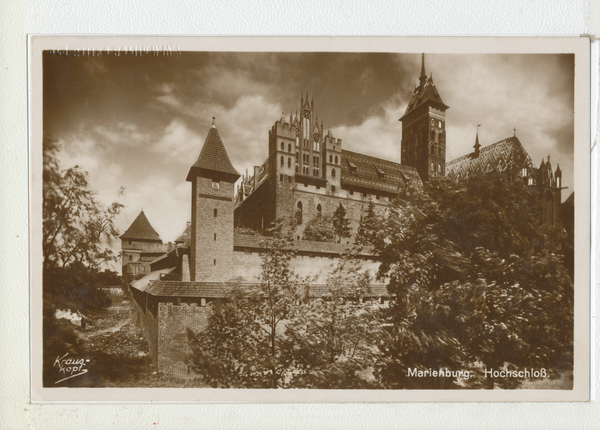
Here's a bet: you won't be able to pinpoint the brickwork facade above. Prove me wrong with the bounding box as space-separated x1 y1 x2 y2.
157 302 211 379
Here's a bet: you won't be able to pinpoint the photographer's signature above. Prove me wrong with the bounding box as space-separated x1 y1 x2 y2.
54 353 90 384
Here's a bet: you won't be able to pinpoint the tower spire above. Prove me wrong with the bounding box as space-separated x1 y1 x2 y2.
419 53 427 87
473 124 481 157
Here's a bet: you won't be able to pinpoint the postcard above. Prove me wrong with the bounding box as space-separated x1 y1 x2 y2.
29 36 590 402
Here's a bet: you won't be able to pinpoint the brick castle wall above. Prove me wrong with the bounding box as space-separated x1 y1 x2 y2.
157 302 211 378
129 288 159 369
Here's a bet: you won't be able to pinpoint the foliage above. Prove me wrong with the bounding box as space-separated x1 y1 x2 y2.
331 202 352 244
187 227 384 388
302 212 336 243
355 199 379 247
374 176 573 389
42 137 125 384
43 137 124 272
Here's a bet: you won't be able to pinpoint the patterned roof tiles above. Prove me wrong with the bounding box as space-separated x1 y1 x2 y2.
341 150 421 193
445 136 534 181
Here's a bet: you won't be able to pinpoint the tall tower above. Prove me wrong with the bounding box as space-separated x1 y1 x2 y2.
186 118 240 282
400 54 450 181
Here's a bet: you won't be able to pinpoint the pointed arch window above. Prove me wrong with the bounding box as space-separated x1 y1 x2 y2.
280 156 284 167
288 143 291 152
281 142 284 151
317 204 322 213
335 156 338 164
296 201 303 225
331 169 336 179
288 158 291 168
329 154 333 163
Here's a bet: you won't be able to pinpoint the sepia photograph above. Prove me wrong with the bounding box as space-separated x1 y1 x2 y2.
30 37 590 402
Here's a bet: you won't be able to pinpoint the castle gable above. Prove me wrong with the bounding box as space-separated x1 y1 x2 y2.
341 150 422 194
446 136 534 181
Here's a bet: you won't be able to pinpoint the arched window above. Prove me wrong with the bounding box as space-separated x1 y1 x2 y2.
431 130 436 141
329 154 332 163
296 151 298 160
431 144 434 154
296 201 303 225
438 147 442 157
280 156 284 166
430 162 434 172
288 143 291 152
214 208 217 217
438 163 441 173
281 142 284 150
296 136 299 147
295 164 299 173
335 156 338 164
332 169 336 178
317 204 322 213
288 158 291 168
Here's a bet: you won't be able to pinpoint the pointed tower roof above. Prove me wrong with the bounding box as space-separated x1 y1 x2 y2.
400 54 449 121
186 118 240 183
121 209 162 242
472 128 481 158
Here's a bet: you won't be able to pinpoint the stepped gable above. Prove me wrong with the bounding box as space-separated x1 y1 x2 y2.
120 209 162 242
341 149 422 194
186 119 240 182
446 136 534 181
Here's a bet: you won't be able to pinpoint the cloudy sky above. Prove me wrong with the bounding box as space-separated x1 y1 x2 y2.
43 51 575 269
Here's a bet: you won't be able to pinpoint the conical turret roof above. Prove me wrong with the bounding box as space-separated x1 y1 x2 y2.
121 209 162 242
186 119 240 182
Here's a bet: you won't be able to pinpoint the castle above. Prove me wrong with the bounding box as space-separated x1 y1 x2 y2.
122 54 566 376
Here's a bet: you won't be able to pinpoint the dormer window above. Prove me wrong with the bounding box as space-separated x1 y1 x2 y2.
348 160 357 174
375 166 386 180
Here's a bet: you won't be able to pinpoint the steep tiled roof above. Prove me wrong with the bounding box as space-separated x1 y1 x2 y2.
446 136 534 181
401 77 449 120
186 123 240 182
131 267 176 292
341 150 421 193
120 210 162 242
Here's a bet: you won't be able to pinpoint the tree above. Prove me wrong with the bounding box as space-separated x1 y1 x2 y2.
42 137 125 385
187 229 308 388
302 212 335 242
355 199 379 246
281 251 385 388
374 176 573 389
331 202 351 244
187 225 385 389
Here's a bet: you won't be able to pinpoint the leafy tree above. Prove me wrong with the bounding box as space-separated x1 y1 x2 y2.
302 212 335 242
187 230 308 388
187 227 385 389
331 202 351 244
281 251 385 388
375 176 573 389
355 199 379 246
42 137 125 385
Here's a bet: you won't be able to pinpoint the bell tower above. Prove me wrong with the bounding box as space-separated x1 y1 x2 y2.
186 118 240 282
400 54 449 181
